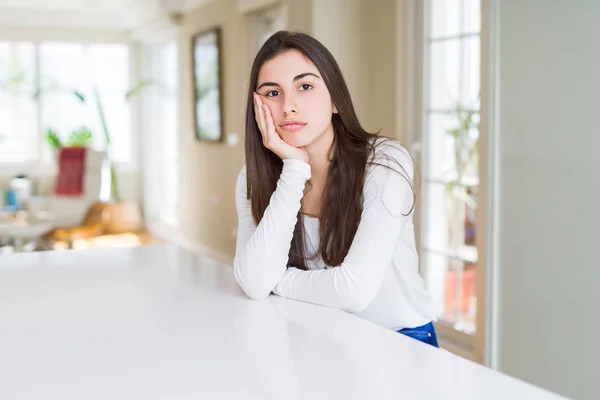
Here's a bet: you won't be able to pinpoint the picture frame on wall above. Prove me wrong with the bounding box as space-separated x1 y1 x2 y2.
192 27 223 142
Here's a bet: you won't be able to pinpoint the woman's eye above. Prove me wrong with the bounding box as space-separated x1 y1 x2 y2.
299 83 313 91
265 90 280 97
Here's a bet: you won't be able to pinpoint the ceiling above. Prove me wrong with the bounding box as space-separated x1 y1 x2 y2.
0 0 211 30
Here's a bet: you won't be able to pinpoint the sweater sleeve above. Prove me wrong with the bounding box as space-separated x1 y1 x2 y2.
233 159 311 300
272 143 415 313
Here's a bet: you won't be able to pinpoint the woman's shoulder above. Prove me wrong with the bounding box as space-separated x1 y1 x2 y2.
237 165 247 180
367 137 414 178
236 165 248 196
363 137 416 216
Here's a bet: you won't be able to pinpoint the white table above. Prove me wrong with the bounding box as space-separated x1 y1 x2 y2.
0 244 567 400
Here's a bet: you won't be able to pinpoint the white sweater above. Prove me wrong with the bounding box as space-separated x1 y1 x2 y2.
233 140 436 331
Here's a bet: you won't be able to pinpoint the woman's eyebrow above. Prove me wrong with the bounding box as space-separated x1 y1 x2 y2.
256 72 321 90
293 72 321 81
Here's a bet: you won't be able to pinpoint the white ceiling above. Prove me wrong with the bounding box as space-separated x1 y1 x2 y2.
0 0 211 30
0 0 138 11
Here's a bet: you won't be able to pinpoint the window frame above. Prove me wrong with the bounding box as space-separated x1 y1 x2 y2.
403 0 496 364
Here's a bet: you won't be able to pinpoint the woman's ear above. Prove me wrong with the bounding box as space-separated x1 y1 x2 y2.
333 103 338 114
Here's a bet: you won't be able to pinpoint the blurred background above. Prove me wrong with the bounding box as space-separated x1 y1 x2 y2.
0 0 598 399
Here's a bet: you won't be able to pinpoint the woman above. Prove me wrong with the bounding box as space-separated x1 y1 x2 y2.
234 30 438 348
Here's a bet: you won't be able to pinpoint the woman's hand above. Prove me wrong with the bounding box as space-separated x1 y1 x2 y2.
253 93 308 163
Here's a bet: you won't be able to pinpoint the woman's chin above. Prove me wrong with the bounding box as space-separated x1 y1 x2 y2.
282 133 313 148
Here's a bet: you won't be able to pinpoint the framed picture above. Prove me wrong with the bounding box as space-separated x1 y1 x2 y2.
192 27 223 142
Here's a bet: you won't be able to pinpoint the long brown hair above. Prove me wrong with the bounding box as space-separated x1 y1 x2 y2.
244 30 414 270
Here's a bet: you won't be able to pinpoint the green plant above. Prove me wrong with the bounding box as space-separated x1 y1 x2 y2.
442 103 480 252
1 63 85 101
445 105 480 210
125 79 160 100
447 107 479 178
67 126 93 147
0 63 28 94
45 128 62 150
45 127 94 150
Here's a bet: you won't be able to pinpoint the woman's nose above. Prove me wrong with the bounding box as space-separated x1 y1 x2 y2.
282 95 298 116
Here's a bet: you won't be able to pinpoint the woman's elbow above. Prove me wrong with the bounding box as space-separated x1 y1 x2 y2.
233 260 273 301
240 284 272 301
344 290 377 314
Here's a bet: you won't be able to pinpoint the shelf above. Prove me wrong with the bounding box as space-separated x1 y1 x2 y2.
423 245 478 264
424 176 480 187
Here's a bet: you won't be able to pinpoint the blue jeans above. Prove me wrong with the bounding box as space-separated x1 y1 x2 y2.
397 322 439 348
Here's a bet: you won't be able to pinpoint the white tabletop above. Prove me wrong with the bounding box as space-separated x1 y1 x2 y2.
0 244 566 400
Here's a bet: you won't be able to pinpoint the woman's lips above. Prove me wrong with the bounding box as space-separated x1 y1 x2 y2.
279 121 307 131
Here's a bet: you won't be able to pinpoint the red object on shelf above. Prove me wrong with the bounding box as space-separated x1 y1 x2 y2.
444 263 476 316
55 147 87 196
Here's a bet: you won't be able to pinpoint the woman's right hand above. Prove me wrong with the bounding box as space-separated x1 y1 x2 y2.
253 93 308 163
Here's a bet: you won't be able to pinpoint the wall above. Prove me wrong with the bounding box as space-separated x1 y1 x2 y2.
178 0 404 261
178 0 248 262
311 0 370 127
366 0 403 141
310 0 401 138
496 1 600 399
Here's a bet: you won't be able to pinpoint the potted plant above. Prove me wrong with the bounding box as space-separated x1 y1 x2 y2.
444 105 479 247
443 104 480 322
45 126 94 150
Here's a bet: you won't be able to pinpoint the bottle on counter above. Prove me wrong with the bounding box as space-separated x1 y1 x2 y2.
9 174 32 210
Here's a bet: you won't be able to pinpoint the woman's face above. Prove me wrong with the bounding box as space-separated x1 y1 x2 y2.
256 49 337 149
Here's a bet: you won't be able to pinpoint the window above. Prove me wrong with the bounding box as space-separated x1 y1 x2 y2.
0 41 132 166
139 41 179 226
0 42 37 163
421 0 481 336
160 43 179 224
